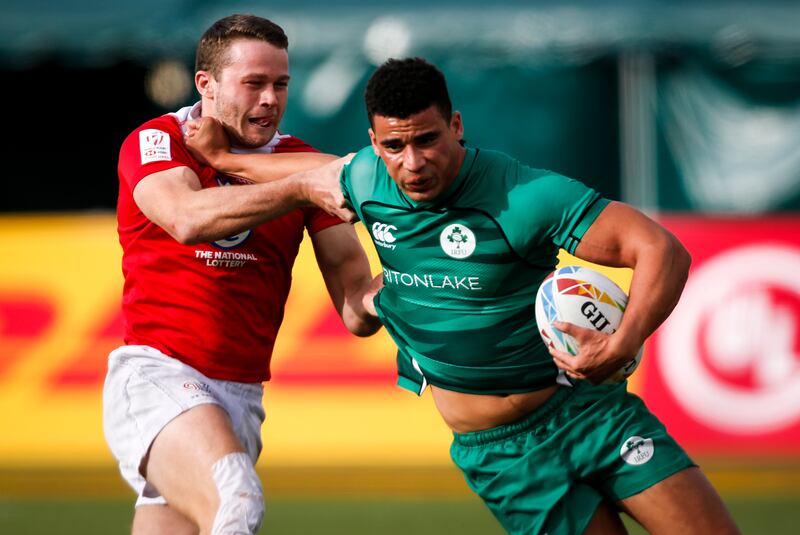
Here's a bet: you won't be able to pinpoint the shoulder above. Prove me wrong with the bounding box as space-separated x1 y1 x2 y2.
340 146 384 214
348 146 380 172
118 114 196 186
473 149 552 184
460 149 556 209
273 133 320 153
341 146 382 189
122 114 183 150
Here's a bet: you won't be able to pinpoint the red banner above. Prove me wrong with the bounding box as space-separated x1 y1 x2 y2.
643 216 800 456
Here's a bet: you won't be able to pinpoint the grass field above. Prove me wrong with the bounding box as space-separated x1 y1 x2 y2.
1 465 799 534
1 495 799 534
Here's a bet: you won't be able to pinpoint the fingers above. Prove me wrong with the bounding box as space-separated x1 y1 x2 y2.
362 289 378 317
321 193 356 223
334 207 358 224
549 346 585 381
552 320 583 336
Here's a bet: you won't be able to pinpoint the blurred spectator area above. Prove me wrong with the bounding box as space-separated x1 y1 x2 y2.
2 0 800 212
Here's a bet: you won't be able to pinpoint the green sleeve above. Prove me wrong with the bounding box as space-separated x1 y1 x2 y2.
339 159 360 222
339 146 377 223
501 162 609 261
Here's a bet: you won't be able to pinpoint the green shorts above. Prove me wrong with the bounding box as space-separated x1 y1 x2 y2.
450 380 695 535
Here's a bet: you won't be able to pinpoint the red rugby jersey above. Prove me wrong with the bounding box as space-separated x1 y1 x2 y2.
117 103 341 382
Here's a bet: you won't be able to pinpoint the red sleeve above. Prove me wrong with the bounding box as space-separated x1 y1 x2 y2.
306 208 344 234
118 116 198 192
274 134 344 233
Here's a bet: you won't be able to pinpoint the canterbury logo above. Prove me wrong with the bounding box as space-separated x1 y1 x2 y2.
371 222 398 249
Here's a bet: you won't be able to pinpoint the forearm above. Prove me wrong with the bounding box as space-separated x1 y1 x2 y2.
136 157 352 245
614 231 691 354
171 178 307 244
324 259 382 337
213 152 339 184
136 165 315 245
312 225 382 337
341 279 383 337
573 202 691 358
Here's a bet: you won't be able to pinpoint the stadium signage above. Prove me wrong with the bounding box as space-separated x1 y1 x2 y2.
643 217 800 455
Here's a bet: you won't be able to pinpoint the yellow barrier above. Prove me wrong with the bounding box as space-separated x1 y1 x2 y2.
0 214 634 468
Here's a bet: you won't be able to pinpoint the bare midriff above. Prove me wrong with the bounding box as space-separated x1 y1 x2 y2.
430 384 560 434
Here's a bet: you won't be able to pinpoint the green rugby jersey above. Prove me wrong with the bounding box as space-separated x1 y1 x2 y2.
341 146 609 395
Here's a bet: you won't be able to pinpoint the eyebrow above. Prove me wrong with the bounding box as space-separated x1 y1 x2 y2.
379 130 439 148
241 73 291 82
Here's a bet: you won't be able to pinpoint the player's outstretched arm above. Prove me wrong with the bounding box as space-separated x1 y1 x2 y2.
310 224 383 337
552 201 691 383
185 116 338 183
133 158 354 245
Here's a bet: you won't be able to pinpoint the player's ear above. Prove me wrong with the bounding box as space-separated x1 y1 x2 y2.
195 70 215 99
368 128 379 156
450 111 464 141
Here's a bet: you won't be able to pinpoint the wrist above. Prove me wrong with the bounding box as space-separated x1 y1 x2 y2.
609 329 644 360
210 150 235 172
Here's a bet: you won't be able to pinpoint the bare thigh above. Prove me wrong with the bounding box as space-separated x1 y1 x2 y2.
141 403 247 534
583 501 628 535
618 467 740 535
133 504 198 535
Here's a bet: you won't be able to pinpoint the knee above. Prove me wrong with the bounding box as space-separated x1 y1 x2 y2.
210 452 264 535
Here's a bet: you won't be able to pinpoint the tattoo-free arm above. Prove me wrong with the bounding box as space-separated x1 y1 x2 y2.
133 158 354 245
551 201 691 382
311 224 382 337
184 116 338 183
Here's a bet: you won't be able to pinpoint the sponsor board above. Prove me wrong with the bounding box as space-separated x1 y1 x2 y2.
645 216 800 455
0 215 634 466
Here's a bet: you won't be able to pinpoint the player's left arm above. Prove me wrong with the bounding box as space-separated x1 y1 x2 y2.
311 224 383 337
552 201 691 382
185 116 338 183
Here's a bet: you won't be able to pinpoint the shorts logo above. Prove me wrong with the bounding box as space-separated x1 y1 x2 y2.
440 224 476 259
183 381 211 393
372 222 398 250
620 435 654 465
139 129 171 164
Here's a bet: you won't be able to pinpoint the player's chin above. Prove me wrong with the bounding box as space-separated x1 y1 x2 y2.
403 186 439 202
237 129 275 149
236 130 275 149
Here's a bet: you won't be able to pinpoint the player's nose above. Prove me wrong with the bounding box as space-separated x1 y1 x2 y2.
402 146 425 171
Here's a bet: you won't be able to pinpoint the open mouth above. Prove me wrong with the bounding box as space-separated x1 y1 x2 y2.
405 177 431 192
248 116 273 128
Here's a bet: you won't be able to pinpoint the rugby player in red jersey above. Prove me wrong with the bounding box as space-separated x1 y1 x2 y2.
104 14 380 535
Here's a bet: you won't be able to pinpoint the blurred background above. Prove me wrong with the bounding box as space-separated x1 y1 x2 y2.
1 0 799 533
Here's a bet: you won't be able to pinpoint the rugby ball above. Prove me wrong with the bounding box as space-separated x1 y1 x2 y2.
535 265 642 383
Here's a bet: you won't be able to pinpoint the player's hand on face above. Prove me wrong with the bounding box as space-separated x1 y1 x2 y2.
184 117 230 167
548 321 628 384
302 153 357 223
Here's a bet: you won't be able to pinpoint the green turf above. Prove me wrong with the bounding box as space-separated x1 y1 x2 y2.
0 495 797 534
0 497 503 535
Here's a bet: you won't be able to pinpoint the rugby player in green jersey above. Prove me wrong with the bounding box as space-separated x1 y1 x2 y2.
185 58 739 535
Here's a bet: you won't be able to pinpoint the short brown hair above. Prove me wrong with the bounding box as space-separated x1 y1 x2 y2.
195 14 288 77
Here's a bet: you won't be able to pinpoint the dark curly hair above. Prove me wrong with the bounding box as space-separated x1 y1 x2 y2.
196 14 288 77
365 57 452 125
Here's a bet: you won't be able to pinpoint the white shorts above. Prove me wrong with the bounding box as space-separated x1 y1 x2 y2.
103 345 265 507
